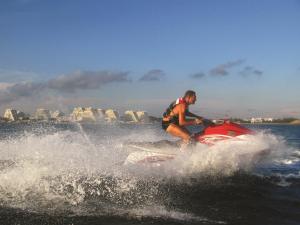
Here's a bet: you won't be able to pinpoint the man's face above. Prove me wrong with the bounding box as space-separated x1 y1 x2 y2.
187 95 197 105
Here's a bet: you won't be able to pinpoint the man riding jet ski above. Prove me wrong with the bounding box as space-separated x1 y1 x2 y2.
162 90 214 149
124 120 254 165
124 90 254 164
125 120 253 164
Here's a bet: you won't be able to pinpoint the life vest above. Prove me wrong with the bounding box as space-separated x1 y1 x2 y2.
163 97 189 118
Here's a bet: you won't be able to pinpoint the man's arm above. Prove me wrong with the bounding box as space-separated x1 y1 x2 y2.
185 110 203 120
178 105 201 126
185 110 215 126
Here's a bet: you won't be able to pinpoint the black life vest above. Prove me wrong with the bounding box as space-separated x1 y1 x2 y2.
163 97 189 118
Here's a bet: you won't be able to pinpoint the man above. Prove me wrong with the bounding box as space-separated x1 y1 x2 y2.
162 90 211 148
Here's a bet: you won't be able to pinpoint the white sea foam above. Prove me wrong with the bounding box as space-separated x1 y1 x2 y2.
180 131 290 174
0 130 118 208
0 125 297 217
124 130 294 178
126 205 226 224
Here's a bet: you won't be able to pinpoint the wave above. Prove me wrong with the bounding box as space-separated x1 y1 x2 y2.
0 124 298 218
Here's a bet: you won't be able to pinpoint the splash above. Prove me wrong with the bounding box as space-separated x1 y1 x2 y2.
0 123 296 219
0 125 172 217
175 131 288 175
123 130 294 178
126 205 226 224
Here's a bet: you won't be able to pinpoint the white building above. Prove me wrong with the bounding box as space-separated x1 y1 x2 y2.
35 108 51 120
136 111 150 122
71 107 100 122
124 110 140 122
263 118 273 122
251 117 263 123
105 109 119 122
51 110 65 119
3 109 18 121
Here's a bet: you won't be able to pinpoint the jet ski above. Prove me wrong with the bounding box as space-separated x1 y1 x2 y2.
195 119 253 145
124 120 254 165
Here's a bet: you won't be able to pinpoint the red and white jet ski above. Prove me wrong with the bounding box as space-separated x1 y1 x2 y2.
195 120 253 145
124 120 254 165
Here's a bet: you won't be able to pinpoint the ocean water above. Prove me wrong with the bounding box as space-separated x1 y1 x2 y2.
0 122 300 225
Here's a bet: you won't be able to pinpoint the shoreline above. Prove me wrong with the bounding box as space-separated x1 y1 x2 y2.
1 120 299 126
240 122 300 125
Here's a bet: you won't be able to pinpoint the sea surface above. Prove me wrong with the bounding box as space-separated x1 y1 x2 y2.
0 121 300 225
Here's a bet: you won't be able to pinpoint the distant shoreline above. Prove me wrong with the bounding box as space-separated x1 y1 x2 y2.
241 122 300 125
1 120 300 126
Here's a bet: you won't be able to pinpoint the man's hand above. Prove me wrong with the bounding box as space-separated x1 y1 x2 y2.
194 118 202 125
202 119 215 127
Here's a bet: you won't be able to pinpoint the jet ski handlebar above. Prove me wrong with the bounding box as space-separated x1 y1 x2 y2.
202 118 216 127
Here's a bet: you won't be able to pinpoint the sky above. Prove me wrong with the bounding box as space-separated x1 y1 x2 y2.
0 0 300 118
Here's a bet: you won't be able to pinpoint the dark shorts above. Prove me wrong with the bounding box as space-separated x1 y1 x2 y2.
162 118 179 131
162 120 171 130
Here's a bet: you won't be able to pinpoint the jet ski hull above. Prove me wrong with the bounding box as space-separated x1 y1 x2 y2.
124 120 258 165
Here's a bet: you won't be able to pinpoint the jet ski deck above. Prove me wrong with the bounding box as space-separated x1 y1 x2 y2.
124 120 256 165
123 140 180 164
124 140 180 152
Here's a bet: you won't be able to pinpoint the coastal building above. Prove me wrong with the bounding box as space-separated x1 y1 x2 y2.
71 107 84 121
124 110 140 122
136 111 149 122
263 118 273 122
35 108 51 120
51 110 65 118
105 109 119 122
251 117 263 123
1 107 156 124
71 107 100 122
3 109 19 121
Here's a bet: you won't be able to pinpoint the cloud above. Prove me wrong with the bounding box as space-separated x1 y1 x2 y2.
190 72 205 79
8 82 45 97
47 70 130 93
239 66 263 77
253 70 263 76
0 82 15 91
0 82 45 105
0 70 131 106
210 59 245 76
139 69 166 81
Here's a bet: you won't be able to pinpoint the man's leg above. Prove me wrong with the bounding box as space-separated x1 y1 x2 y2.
166 123 191 144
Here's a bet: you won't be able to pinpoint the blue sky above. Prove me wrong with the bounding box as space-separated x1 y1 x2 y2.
0 0 299 118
